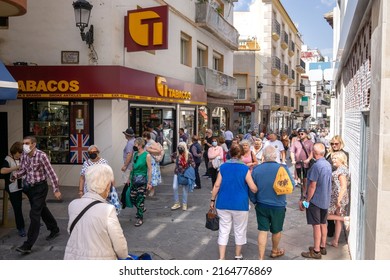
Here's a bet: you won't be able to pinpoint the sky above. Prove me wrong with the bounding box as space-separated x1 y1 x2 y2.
234 0 336 58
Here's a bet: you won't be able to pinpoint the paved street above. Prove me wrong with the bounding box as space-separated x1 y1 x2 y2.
0 162 350 260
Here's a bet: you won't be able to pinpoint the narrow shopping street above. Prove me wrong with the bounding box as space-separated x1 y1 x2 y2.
0 162 350 260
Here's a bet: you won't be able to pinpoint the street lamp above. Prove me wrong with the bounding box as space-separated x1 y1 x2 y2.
256 81 263 99
72 0 94 46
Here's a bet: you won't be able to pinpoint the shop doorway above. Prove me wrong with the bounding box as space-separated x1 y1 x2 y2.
0 112 8 163
129 105 176 165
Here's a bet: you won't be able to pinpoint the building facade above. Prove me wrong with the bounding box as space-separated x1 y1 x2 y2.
234 0 305 135
332 0 390 259
0 0 238 186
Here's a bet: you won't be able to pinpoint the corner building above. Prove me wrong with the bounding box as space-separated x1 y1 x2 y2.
0 0 238 186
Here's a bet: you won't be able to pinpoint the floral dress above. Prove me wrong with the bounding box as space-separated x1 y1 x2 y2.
145 141 162 187
328 165 350 216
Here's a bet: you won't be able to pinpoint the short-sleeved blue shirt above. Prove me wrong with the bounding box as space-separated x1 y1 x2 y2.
307 157 332 209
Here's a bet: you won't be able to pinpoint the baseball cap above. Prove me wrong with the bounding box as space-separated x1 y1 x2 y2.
298 128 308 134
123 128 135 136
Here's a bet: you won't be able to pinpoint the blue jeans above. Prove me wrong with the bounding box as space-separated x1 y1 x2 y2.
172 174 189 204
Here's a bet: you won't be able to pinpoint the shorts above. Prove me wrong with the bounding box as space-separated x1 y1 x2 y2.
296 167 308 179
306 203 328 225
255 204 286 234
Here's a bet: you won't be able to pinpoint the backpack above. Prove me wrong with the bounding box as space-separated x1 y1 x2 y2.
273 165 293 195
152 143 165 163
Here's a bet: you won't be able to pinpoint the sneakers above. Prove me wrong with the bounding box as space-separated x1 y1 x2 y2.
182 204 187 211
16 244 31 254
309 246 327 255
46 229 60 241
235 255 244 260
301 247 322 259
171 203 181 210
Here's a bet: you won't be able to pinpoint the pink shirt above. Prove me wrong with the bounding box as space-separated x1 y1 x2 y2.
290 139 314 168
208 146 223 161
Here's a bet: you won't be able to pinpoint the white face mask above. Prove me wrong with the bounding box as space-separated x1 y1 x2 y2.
23 144 32 154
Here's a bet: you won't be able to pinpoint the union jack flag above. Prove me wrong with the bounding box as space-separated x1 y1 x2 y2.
70 133 90 163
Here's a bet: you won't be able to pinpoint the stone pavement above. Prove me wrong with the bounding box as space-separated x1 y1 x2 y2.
0 162 351 260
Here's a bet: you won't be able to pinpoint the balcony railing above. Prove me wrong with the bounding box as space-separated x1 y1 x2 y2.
288 40 295 56
195 67 237 99
295 83 305 97
281 31 288 49
271 56 281 76
195 3 239 50
296 58 305 73
272 18 281 41
281 63 288 80
288 69 295 84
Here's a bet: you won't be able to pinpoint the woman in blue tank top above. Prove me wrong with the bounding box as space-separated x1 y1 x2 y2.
210 144 258 260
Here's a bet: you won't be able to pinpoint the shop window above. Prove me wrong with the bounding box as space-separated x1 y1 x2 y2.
180 32 192 67
25 100 92 164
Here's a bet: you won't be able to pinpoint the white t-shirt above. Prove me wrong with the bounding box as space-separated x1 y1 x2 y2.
263 140 285 163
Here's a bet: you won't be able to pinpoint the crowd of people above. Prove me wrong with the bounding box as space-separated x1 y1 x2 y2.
0 123 351 260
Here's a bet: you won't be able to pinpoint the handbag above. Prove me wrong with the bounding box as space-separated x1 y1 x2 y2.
299 140 316 169
120 183 133 209
177 173 189 185
205 209 219 231
132 174 147 187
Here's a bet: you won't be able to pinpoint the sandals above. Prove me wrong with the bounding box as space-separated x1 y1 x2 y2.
327 241 339 248
134 219 143 227
270 248 285 258
234 255 244 260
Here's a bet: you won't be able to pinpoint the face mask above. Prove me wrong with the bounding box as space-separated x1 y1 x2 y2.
23 144 31 154
89 153 97 160
178 148 184 154
212 141 218 147
133 146 139 152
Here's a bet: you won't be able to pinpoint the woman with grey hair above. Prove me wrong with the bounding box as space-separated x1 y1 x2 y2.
240 139 258 171
65 164 128 259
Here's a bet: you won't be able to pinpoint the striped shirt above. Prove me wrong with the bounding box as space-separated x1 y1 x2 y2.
15 149 59 193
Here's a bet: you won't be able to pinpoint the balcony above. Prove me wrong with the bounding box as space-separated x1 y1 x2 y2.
295 83 306 97
288 41 295 57
271 93 281 110
272 18 281 41
280 64 288 81
271 56 281 76
195 67 237 99
288 69 295 84
296 59 305 73
195 2 239 50
281 31 288 50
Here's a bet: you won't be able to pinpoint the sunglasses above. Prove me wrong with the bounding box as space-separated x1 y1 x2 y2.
330 143 340 146
299 133 305 135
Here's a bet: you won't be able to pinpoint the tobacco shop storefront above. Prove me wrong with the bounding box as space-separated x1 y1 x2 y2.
6 65 207 186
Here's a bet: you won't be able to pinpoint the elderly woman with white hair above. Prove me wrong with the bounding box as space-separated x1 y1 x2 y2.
64 164 128 260
171 142 195 211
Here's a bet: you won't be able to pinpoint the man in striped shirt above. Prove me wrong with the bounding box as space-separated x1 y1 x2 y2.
12 135 62 254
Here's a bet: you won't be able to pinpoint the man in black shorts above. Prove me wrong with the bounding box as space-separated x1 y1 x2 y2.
300 143 332 259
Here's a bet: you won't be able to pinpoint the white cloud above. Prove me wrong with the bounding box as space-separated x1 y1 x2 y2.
234 0 256 11
321 0 336 7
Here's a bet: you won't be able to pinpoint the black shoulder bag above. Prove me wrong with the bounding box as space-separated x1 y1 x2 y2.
69 200 102 234
299 141 316 169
